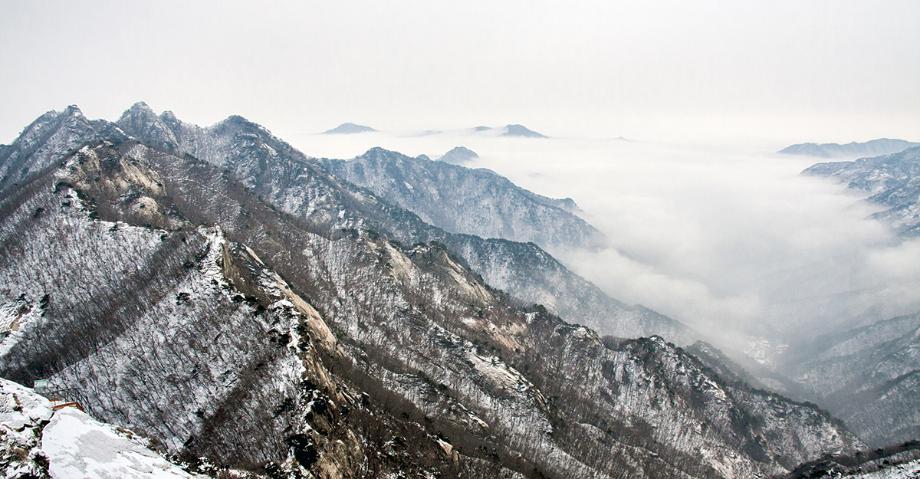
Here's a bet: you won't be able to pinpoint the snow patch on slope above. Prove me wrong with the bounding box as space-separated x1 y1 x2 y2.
43 408 198 478
1 378 198 478
851 460 920 478
0 297 44 357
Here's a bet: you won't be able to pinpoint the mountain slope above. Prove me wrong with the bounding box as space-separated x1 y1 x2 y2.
780 139 918 158
113 102 692 343
0 115 865 477
803 146 920 236
319 147 603 251
0 143 510 477
783 313 920 446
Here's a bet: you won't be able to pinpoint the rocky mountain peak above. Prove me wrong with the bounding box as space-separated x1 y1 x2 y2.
0 104 101 193
62 104 83 116
360 145 393 158
126 100 154 114
215 114 277 139
159 110 178 122
116 101 178 152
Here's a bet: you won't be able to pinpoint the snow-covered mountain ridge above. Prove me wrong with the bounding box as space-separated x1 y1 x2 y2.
319 147 602 251
0 103 870 477
113 101 694 343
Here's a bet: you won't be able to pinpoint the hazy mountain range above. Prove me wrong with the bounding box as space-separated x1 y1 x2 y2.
319 123 548 138
782 312 920 447
1 103 917 478
319 147 597 251
779 138 918 159
323 122 377 134
803 146 920 236
473 124 548 138
783 146 920 454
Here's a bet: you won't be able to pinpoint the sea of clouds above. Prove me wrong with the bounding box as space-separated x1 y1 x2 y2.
289 130 920 345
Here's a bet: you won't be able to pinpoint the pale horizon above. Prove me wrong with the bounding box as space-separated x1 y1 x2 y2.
2 0 919 146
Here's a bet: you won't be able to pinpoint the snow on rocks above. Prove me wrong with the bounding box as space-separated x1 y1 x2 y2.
0 378 53 477
465 349 530 393
42 407 199 478
850 459 920 479
1 378 198 478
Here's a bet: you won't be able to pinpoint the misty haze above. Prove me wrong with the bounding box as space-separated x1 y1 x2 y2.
1 1 919 478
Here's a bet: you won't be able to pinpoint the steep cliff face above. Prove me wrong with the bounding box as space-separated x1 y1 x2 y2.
0 132 864 478
319 147 603 251
803 146 920 236
112 102 693 344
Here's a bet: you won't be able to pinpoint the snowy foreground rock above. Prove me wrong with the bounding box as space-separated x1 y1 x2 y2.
0 378 198 478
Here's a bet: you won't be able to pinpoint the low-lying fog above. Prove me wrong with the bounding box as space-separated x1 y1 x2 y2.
290 131 920 347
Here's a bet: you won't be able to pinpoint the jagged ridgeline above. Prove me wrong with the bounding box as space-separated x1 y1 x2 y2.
319 147 603 252
115 102 694 342
0 104 864 478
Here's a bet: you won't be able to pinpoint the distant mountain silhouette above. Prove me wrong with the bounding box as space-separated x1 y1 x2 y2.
467 124 548 138
780 138 918 158
503 124 547 138
323 122 376 134
437 146 479 164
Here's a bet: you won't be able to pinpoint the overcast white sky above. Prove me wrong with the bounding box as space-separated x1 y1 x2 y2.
1 0 918 145
2 0 920 348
